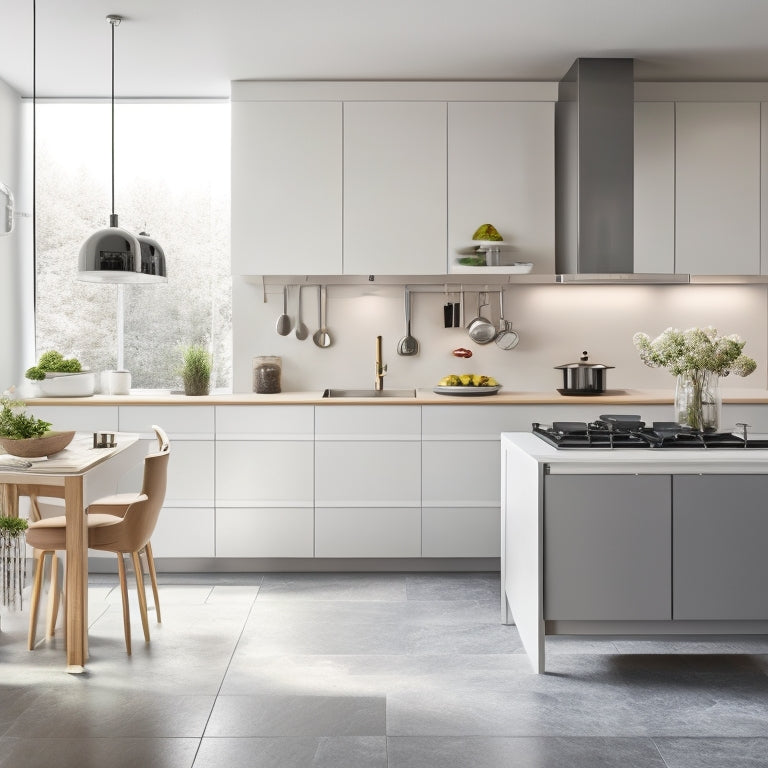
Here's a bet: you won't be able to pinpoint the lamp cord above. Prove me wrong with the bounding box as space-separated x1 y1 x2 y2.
111 16 115 216
32 0 37 311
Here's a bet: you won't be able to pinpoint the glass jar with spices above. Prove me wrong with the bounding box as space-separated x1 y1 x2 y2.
253 356 282 394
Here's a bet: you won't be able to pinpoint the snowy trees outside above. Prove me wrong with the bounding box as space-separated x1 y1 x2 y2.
34 102 232 390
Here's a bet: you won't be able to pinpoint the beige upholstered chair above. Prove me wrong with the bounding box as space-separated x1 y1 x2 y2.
26 427 170 654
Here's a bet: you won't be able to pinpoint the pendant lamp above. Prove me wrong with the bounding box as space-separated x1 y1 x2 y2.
78 15 167 283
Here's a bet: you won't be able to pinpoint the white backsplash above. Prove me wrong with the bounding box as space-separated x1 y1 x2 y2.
233 281 768 394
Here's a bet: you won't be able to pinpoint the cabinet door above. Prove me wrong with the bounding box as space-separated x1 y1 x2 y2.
675 102 760 275
673 474 768 620
544 474 672 620
231 101 343 275
315 507 421 558
448 101 554 273
217 441 314 505
216 508 314 558
27 405 118 432
634 102 675 274
343 101 447 274
315 441 420 506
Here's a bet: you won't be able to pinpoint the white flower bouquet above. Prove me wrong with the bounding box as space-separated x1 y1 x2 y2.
633 327 756 432
632 327 756 378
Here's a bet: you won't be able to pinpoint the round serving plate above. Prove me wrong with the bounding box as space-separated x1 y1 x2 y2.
433 385 502 397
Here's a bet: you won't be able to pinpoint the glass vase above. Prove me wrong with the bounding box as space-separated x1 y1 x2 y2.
674 370 721 432
1 530 26 611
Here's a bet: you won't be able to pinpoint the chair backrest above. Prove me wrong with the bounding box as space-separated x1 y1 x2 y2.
92 450 170 554
152 424 170 453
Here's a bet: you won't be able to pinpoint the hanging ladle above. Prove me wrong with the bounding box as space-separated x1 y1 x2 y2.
313 285 332 348
276 285 291 336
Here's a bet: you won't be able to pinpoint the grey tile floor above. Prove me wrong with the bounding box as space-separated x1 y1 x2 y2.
1 571 768 767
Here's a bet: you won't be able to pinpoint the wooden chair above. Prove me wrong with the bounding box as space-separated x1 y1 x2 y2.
26 430 170 654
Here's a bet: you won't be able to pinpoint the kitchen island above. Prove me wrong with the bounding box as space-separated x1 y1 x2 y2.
501 432 768 673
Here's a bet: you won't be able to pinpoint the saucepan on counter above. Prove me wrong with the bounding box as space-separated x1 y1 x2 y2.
555 351 614 395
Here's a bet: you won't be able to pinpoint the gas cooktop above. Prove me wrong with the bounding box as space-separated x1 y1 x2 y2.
532 414 768 449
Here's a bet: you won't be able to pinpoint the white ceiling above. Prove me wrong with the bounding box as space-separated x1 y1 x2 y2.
2 0 768 99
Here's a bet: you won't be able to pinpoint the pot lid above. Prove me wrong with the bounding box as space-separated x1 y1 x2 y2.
554 351 614 370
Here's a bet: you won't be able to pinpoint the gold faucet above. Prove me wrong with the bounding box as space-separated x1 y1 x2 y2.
375 335 387 390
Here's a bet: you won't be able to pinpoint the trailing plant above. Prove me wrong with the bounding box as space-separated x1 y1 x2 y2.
25 349 83 381
182 345 212 396
0 394 52 439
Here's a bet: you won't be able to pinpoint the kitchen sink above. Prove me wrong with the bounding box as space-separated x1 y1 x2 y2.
322 388 416 398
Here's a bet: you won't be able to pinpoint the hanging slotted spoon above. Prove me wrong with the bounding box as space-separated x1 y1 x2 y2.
295 285 309 340
276 285 291 336
397 287 419 356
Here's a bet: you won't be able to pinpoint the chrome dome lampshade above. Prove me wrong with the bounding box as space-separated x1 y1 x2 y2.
78 213 145 283
137 231 168 280
77 15 167 284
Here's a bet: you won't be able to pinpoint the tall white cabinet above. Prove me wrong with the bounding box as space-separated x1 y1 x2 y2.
343 101 447 275
231 100 343 275
634 87 765 275
675 101 760 275
447 101 555 273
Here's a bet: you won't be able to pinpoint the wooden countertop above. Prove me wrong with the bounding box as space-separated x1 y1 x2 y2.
23 388 768 405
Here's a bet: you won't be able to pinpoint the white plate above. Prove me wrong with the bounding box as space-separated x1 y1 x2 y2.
433 385 502 396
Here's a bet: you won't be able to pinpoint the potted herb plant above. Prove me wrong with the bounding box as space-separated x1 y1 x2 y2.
181 345 212 396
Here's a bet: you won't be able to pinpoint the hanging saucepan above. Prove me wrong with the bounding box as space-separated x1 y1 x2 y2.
555 351 614 395
467 292 497 345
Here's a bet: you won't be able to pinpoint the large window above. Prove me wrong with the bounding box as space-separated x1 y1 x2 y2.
34 102 231 390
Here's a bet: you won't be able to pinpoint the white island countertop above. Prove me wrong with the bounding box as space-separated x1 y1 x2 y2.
501 431 768 474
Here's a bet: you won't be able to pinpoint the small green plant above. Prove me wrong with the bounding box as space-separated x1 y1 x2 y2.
0 394 52 439
25 349 83 381
182 345 212 396
0 516 28 536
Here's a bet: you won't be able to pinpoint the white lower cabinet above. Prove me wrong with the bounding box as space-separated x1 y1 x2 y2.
216 508 314 558
315 405 421 557
215 405 315 558
118 405 216 560
315 507 421 558
421 405 521 558
421 507 499 558
150 507 216 558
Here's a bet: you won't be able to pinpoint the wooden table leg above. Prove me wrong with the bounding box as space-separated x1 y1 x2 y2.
1 483 19 518
64 476 87 672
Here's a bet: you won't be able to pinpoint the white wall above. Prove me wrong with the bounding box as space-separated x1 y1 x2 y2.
233 280 767 394
0 77 26 389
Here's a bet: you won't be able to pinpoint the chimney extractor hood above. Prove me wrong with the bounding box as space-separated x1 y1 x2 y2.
554 58 686 283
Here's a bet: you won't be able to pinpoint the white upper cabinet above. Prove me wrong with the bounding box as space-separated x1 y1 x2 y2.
675 102 760 275
231 100 343 275
343 101 448 275
634 102 675 274
447 102 555 274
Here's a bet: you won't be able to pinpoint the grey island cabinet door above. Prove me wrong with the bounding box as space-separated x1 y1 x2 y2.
543 474 672 621
673 474 768 620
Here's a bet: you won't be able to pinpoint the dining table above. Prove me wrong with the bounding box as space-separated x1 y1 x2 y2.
0 432 144 672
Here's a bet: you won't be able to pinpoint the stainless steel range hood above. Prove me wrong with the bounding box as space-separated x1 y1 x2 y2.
554 58 688 284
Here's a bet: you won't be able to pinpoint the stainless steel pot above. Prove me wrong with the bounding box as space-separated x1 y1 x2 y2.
555 351 614 394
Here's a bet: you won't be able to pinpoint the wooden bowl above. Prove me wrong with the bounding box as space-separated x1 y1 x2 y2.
0 431 76 458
